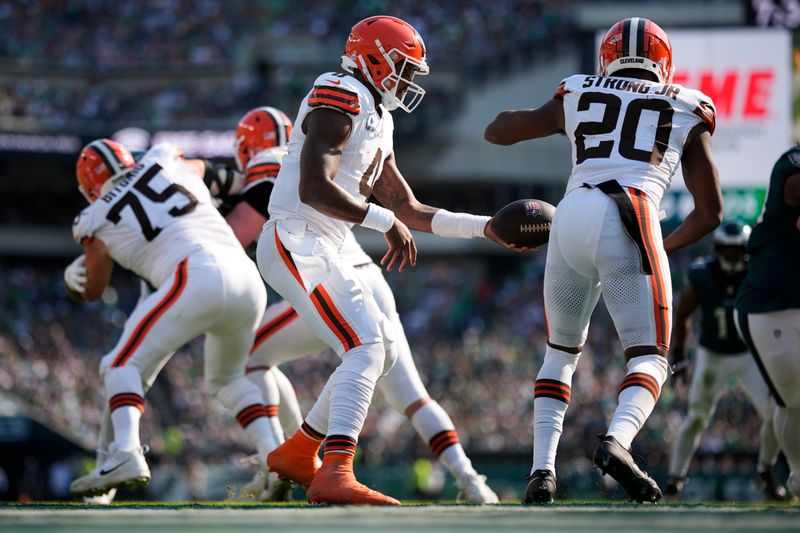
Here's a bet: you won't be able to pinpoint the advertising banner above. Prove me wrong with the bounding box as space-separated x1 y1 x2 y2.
668 28 792 189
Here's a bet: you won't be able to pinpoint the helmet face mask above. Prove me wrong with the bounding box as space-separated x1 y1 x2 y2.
715 244 748 273
712 222 752 274
598 17 674 84
341 16 429 113
378 54 427 112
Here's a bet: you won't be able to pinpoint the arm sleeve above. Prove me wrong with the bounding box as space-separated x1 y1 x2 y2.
240 180 274 219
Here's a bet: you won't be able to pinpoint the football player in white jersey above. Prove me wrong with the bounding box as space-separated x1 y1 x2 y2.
485 18 723 503
224 107 498 503
65 139 280 498
257 16 515 505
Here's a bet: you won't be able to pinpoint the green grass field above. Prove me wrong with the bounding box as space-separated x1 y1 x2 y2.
1 501 798 533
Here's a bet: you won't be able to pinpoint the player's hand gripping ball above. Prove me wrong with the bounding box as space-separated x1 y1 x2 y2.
489 199 555 249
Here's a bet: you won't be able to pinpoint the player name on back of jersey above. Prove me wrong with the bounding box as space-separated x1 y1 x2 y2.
581 75 681 100
98 161 151 204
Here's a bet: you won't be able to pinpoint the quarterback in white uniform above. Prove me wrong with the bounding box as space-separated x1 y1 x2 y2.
485 18 722 503
66 140 279 498
257 16 514 505
224 106 497 503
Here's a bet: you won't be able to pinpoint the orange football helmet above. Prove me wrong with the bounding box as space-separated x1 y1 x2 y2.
76 139 135 202
234 106 293 171
340 15 429 113
599 18 674 84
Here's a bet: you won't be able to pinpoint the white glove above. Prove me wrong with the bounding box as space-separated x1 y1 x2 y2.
64 254 87 294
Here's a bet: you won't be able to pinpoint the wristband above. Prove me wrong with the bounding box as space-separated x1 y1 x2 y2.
431 209 491 239
361 203 395 233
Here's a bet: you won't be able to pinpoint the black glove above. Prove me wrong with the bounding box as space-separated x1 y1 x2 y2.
203 160 243 198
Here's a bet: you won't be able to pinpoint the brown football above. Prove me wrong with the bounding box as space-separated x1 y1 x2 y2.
489 199 555 248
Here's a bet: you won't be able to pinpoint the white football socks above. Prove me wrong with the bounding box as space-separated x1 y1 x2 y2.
110 406 142 452
531 346 580 475
105 366 145 452
218 378 281 459
273 367 303 435
326 343 384 440
607 354 668 449
409 400 477 481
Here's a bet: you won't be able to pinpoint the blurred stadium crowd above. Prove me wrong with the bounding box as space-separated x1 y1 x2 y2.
0 0 572 132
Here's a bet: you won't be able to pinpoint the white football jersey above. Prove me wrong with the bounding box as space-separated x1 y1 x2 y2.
72 143 243 288
558 74 716 203
269 72 394 247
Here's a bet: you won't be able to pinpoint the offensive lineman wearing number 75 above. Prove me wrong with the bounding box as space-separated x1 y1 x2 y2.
485 17 722 503
66 140 278 497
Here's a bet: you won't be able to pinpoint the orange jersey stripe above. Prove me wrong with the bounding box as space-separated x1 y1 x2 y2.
274 226 306 290
629 189 669 349
112 259 188 367
309 289 351 350
308 96 360 115
250 307 298 354
311 86 359 102
245 168 279 185
313 284 361 349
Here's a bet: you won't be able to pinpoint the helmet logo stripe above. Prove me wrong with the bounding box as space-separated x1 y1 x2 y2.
261 107 283 147
635 18 646 58
89 141 122 176
628 17 639 58
622 18 632 58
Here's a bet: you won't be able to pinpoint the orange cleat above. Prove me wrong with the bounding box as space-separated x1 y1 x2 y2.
306 453 400 506
267 429 322 490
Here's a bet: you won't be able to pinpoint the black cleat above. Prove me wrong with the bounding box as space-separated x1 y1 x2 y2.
593 435 662 503
663 476 686 500
523 469 556 504
757 470 790 502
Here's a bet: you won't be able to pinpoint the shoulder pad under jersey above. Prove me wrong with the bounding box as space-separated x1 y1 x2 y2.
307 73 363 116
553 74 590 99
244 147 285 191
71 207 95 245
677 86 717 135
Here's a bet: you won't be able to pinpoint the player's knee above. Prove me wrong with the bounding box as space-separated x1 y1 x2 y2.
402 397 432 418
341 342 387 382
104 365 144 396
382 339 398 377
215 378 261 411
543 345 581 370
